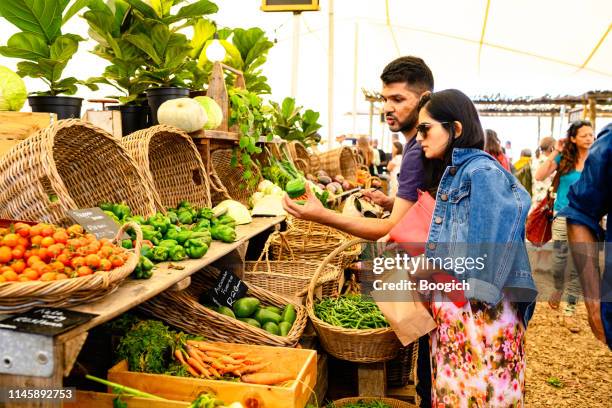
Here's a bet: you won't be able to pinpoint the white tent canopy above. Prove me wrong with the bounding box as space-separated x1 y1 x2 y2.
1 0 610 155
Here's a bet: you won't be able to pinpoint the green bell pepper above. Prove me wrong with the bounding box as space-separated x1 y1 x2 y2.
159 239 178 248
99 202 113 212
167 211 179 225
211 224 236 243
192 219 211 231
141 227 161 246
190 231 212 245
184 239 208 259
285 178 306 199
103 210 120 224
134 256 155 279
214 214 236 228
112 203 131 221
177 200 192 210
121 239 133 249
177 210 193 225
197 207 214 220
140 245 154 260
168 245 187 262
151 246 169 262
128 215 147 225
164 225 181 241
176 229 193 245
147 213 171 234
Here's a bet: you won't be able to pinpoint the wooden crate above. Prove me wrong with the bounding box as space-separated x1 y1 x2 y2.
0 138 20 158
0 112 56 140
65 391 188 408
82 110 122 139
108 342 317 408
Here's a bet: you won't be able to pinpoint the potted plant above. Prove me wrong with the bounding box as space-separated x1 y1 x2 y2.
83 0 152 134
270 97 322 147
122 0 218 124
0 0 96 119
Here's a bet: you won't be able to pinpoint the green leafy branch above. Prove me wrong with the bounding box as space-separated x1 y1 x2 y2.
270 97 322 147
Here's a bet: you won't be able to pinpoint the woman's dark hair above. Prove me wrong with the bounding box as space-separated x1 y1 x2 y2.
417 89 485 192
392 141 403 156
381 56 434 92
559 120 592 175
484 129 503 156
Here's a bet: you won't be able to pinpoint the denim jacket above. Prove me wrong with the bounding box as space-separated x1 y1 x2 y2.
426 148 538 324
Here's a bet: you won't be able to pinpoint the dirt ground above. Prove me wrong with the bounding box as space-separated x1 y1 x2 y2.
525 302 612 407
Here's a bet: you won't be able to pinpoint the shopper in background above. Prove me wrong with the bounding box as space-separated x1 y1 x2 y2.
373 139 388 174
387 141 404 197
416 89 536 407
485 129 511 171
357 135 375 174
561 123 612 349
535 120 594 331
283 56 435 408
506 140 514 162
514 149 533 195
531 136 556 207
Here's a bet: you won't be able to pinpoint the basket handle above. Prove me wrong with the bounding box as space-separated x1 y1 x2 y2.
306 238 365 309
113 221 143 257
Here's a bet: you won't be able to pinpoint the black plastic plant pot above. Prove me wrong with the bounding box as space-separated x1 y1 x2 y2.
27 96 83 119
108 104 150 136
146 87 190 125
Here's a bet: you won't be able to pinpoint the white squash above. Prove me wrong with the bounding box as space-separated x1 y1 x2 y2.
213 200 252 224
157 98 207 132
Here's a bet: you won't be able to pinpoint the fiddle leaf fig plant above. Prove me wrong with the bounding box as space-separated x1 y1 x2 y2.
0 0 97 96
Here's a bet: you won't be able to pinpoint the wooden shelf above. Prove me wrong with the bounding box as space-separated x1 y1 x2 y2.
190 129 240 141
57 216 284 343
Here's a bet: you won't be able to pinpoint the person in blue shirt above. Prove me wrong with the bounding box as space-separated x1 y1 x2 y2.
560 123 612 349
535 120 595 331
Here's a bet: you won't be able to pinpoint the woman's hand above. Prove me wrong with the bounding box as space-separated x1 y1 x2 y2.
555 138 566 152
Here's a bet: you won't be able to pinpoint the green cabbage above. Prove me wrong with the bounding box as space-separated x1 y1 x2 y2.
194 96 223 130
0 66 27 111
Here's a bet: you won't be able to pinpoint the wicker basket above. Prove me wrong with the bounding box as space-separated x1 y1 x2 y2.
0 222 142 314
122 125 211 210
386 342 419 388
208 169 232 206
0 119 158 226
306 239 402 363
139 266 307 347
332 397 416 408
268 229 361 271
243 241 343 300
286 215 355 239
317 147 358 181
210 149 261 207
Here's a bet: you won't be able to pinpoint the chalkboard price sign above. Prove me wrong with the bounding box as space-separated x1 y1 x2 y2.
200 270 248 308
67 207 126 240
0 308 97 337
261 0 319 12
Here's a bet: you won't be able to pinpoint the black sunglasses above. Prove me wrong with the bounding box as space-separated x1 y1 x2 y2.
416 122 452 138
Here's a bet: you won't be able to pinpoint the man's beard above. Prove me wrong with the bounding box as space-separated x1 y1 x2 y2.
388 109 418 133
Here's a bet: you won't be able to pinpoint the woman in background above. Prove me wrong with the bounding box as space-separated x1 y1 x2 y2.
485 129 511 171
387 141 403 197
535 121 594 331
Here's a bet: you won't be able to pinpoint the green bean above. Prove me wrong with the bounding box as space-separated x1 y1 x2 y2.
314 295 389 329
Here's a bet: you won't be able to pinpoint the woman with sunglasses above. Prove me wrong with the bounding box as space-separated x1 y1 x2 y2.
415 89 536 407
534 120 594 329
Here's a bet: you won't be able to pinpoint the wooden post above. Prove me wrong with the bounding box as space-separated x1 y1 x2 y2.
206 61 229 132
589 97 597 128
357 362 386 396
327 0 335 149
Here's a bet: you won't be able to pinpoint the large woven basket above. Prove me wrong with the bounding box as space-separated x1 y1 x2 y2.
0 222 142 314
268 229 361 271
243 240 343 301
139 266 307 347
317 147 358 181
332 398 416 408
210 149 261 207
307 239 402 363
286 215 355 239
0 120 158 226
122 125 212 210
387 342 419 389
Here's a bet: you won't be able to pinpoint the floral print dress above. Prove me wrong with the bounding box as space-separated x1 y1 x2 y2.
430 297 526 408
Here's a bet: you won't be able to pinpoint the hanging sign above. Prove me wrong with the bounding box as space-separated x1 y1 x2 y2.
261 0 319 12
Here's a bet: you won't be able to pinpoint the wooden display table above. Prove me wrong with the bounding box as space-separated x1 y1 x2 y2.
0 216 284 408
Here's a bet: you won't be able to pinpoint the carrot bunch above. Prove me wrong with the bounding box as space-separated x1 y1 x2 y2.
175 340 293 385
